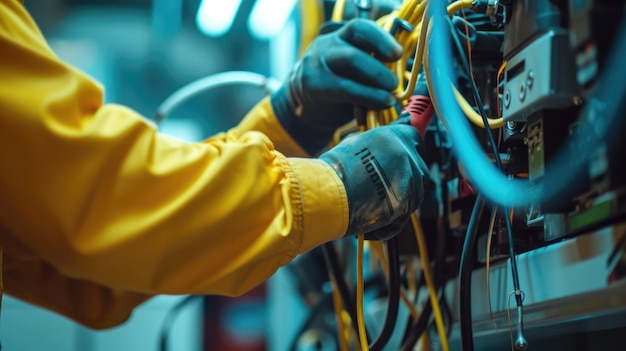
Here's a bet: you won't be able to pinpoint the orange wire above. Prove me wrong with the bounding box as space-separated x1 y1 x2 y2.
460 8 479 108
496 61 508 119
495 61 508 147
461 8 473 73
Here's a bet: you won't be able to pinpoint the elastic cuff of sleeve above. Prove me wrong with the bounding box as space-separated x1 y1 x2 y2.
288 158 349 252
270 86 332 155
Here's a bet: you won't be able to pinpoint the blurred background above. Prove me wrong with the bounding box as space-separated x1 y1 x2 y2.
23 0 296 140
1 0 318 350
7 1 624 350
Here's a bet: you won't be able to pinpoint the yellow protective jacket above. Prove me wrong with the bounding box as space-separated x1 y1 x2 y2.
0 0 348 329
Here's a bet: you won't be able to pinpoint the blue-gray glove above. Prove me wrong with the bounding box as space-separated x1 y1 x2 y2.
271 19 402 155
318 121 429 240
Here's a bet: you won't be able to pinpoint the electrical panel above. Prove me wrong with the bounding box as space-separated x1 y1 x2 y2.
286 1 626 350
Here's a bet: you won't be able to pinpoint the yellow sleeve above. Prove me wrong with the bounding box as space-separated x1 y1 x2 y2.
3 255 152 330
233 97 312 158
0 0 348 316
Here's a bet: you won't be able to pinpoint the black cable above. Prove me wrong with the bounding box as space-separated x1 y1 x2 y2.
459 195 486 351
449 12 528 347
159 295 202 351
447 18 501 169
369 237 401 351
503 210 522 301
288 291 335 351
431 4 626 208
398 269 423 345
439 287 454 338
321 242 371 343
288 273 386 351
397 222 439 351
448 15 524 310
399 298 432 351
433 210 449 290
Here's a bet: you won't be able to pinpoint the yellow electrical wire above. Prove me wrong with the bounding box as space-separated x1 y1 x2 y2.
496 60 508 119
397 0 420 20
382 0 503 132
367 110 380 130
388 1 427 100
331 0 347 21
356 234 369 351
346 5 442 350
411 213 450 351
369 241 421 319
447 0 474 15
406 256 417 297
397 1 427 51
299 0 325 57
448 0 504 129
421 18 503 131
453 86 505 128
395 12 429 100
374 0 421 89
367 242 392 286
444 0 508 129
339 2 511 349
331 276 351 351
464 3 506 129
368 241 432 351
391 0 473 102
418 21 497 348
377 10 401 32
419 334 433 351
400 290 420 320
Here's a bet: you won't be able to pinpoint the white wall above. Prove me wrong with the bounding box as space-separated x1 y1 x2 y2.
1 295 203 351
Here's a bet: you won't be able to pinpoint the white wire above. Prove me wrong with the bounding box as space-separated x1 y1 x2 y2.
507 290 516 351
155 71 282 124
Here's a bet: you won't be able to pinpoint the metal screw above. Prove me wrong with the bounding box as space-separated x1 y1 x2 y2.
526 70 534 89
504 89 511 108
519 83 526 101
507 121 517 130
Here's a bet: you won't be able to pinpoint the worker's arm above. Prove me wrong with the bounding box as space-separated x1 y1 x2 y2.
271 19 403 155
0 0 346 306
0 2 427 330
231 97 311 158
2 249 152 329
232 19 404 158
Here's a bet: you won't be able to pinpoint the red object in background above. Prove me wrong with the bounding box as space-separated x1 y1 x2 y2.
203 284 267 351
404 95 434 137
458 179 476 198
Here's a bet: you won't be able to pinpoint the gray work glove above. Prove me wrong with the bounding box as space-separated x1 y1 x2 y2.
318 121 429 240
271 19 402 155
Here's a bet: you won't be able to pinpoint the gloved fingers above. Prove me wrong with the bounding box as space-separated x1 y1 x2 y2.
331 79 397 109
387 124 431 179
299 68 396 109
397 125 432 186
324 45 399 92
337 19 403 62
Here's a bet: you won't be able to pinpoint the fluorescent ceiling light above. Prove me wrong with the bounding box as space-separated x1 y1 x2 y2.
248 0 298 40
196 0 243 37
